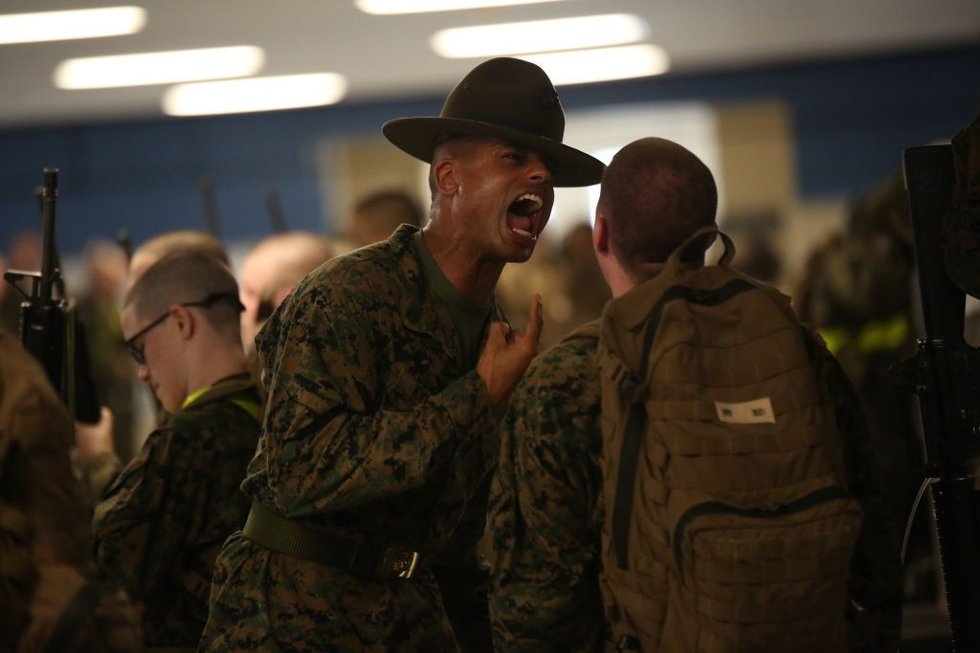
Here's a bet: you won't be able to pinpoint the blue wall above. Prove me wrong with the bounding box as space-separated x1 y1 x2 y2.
1 45 978 257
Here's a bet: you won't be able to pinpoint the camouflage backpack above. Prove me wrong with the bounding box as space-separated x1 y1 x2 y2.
597 227 863 652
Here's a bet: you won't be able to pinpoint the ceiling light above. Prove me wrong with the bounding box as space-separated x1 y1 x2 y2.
431 13 646 58
356 0 567 14
0 6 146 45
521 45 670 85
162 73 348 117
54 46 265 89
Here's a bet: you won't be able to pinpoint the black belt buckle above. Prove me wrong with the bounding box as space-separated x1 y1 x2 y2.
377 546 420 580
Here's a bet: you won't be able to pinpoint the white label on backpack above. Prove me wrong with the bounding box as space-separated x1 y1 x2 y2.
714 397 775 424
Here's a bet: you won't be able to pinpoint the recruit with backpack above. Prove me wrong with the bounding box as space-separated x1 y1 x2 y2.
597 226 863 653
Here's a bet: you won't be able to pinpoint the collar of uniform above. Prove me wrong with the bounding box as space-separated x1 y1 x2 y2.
388 224 508 368
180 372 257 410
387 224 459 352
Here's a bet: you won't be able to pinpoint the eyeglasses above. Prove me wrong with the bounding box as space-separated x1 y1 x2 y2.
124 292 244 365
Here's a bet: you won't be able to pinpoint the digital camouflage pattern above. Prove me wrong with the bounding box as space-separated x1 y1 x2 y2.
487 321 607 653
201 225 500 652
0 332 141 652
92 373 261 649
486 322 903 653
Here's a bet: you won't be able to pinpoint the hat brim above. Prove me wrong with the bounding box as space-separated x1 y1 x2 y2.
383 117 605 187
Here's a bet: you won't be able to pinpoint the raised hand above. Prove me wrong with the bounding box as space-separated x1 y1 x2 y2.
74 406 116 464
477 294 543 408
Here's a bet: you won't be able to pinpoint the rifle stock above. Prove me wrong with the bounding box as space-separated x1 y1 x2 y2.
903 144 980 651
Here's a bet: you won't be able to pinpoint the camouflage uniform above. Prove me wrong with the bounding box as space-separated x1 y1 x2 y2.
0 332 142 652
200 225 500 652
486 323 607 652
92 372 261 649
486 322 903 653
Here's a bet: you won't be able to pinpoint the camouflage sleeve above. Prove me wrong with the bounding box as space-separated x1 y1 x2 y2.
487 333 605 653
258 265 496 517
4 353 92 567
92 421 206 599
806 328 904 653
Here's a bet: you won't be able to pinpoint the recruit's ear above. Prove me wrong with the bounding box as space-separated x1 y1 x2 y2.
592 214 610 256
170 304 196 341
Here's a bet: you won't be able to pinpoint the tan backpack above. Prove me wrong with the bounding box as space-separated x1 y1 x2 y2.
597 227 863 653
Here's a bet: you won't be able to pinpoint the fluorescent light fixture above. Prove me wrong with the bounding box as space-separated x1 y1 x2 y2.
521 45 670 85
162 73 348 117
54 46 265 89
431 13 646 58
0 6 146 45
356 0 567 14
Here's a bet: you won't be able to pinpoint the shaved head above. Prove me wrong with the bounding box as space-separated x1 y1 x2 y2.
239 231 334 345
241 232 333 297
349 190 423 248
598 137 717 276
129 230 229 284
125 252 241 334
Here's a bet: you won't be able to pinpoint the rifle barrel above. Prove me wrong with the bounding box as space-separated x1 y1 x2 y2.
199 177 221 238
39 168 58 300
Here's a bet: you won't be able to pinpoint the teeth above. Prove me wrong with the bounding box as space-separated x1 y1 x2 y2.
517 193 543 210
511 227 536 241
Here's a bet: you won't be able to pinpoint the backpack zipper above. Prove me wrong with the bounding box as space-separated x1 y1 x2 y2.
671 485 853 583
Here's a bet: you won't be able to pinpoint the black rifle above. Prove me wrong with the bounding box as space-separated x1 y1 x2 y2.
902 144 980 651
2 168 101 424
199 177 221 238
116 228 132 264
265 187 287 233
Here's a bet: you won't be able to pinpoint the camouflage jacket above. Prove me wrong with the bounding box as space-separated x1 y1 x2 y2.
92 373 261 648
0 334 92 567
202 225 499 651
1 332 142 652
486 322 903 653
1 332 91 648
486 322 606 653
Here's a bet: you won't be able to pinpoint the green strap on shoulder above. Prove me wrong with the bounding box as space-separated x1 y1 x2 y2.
229 396 262 422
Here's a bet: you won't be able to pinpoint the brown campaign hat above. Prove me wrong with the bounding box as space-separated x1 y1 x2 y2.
383 57 605 187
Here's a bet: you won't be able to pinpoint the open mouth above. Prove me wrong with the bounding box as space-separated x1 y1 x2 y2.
506 193 544 241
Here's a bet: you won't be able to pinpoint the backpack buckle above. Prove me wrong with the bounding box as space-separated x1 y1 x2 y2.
378 547 420 580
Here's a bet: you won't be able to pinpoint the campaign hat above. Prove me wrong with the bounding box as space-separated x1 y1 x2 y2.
383 57 604 187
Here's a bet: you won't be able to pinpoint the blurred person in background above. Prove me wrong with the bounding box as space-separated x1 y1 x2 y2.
1 330 141 652
238 231 336 352
795 172 928 602
74 239 136 462
345 188 424 250
0 230 43 336
496 220 612 350
83 252 262 650
127 229 229 287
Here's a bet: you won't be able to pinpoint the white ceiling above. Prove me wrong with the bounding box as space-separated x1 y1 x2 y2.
0 0 978 129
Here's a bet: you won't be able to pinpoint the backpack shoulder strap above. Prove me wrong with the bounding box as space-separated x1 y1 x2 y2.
663 225 736 275
561 319 601 344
